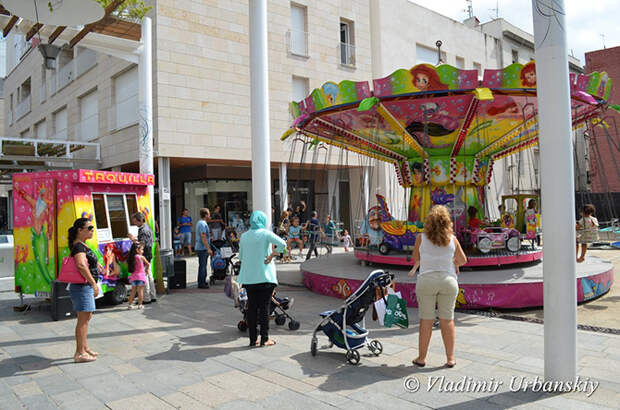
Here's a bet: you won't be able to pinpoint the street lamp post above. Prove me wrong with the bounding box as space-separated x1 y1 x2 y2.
249 0 272 225
532 0 577 382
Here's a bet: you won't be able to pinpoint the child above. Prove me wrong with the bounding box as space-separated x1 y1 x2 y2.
103 243 120 278
127 242 150 309
467 206 484 230
342 229 352 252
173 226 183 257
287 217 304 257
576 204 599 263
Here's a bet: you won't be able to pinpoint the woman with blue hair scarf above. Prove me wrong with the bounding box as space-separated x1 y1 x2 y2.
238 210 287 347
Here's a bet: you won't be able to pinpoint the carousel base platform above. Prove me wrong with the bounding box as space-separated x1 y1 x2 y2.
301 253 614 309
354 247 543 267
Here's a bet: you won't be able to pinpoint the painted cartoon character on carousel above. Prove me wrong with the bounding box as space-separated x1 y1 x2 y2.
15 185 54 284
520 62 537 87
359 206 384 246
410 65 448 92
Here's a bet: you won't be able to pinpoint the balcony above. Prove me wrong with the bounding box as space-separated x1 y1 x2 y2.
286 30 309 57
58 63 74 91
15 95 31 120
40 83 47 103
339 42 355 67
76 49 97 77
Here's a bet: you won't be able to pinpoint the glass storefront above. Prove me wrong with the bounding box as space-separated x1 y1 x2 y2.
183 180 253 234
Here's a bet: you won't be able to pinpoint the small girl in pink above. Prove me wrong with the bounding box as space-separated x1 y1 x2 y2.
127 242 150 309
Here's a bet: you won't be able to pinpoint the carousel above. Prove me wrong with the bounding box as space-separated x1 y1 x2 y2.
281 61 615 309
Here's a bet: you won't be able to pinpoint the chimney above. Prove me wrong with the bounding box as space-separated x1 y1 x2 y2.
463 16 480 28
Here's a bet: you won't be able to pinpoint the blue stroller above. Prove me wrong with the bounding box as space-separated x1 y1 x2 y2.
311 270 394 364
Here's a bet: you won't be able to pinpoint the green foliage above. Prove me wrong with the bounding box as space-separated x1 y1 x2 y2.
96 0 152 21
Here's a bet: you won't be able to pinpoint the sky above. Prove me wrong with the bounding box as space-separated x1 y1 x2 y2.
408 0 620 65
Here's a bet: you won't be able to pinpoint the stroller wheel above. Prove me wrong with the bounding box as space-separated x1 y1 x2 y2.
346 349 360 365
237 320 247 332
274 315 286 326
369 340 383 356
310 338 318 356
288 320 300 331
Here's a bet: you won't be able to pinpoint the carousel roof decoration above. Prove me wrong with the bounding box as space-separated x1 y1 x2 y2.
283 61 612 188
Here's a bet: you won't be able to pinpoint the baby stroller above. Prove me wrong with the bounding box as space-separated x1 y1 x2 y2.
209 239 235 285
311 270 394 364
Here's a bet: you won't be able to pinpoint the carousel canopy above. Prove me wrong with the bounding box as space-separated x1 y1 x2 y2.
282 62 611 187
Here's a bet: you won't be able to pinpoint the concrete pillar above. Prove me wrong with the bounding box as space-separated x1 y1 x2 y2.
279 163 288 212
328 169 338 219
532 0 577 382
158 157 172 250
249 0 272 226
138 17 154 215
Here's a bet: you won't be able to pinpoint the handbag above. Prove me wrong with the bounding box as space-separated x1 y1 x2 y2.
58 256 87 284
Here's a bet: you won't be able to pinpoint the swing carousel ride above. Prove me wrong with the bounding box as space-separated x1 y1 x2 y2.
282 61 615 309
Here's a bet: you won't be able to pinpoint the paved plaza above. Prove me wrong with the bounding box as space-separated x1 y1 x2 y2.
0 255 619 410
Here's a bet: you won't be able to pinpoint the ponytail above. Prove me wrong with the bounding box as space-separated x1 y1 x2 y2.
68 218 90 248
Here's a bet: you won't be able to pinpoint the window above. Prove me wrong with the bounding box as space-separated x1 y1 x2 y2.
91 193 139 242
340 19 355 66
114 66 138 130
289 4 308 56
512 49 519 64
53 107 68 140
456 57 465 69
34 120 46 139
292 75 309 102
79 89 98 141
473 62 482 80
416 44 439 65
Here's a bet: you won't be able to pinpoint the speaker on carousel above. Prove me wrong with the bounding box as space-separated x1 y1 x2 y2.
169 259 187 289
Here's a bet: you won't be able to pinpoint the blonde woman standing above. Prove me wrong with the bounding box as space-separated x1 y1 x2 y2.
408 205 467 368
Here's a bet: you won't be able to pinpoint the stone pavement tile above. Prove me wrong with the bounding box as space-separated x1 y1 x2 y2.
579 355 620 372
211 352 261 373
78 373 146 403
35 374 82 396
258 389 342 410
51 389 107 410
20 359 64 378
110 363 142 376
215 400 265 410
304 388 353 408
60 360 115 380
251 368 316 393
0 393 24 410
496 357 544 374
18 393 59 410
534 394 615 410
11 380 43 398
179 380 238 407
348 388 425 409
107 392 177 409
160 392 213 409
37 342 76 360
206 370 286 401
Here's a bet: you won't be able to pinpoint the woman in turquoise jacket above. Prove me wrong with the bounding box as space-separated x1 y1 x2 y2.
238 210 287 347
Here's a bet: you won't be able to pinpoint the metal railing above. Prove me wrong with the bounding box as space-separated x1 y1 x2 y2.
58 62 74 90
15 95 31 120
76 49 97 77
286 30 309 57
339 42 355 67
40 83 46 103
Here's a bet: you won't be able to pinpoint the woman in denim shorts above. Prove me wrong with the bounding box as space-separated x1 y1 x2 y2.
68 218 100 363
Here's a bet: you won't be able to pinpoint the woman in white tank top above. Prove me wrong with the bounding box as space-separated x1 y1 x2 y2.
408 205 467 368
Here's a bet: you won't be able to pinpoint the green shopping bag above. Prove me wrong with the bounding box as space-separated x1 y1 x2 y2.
383 294 409 328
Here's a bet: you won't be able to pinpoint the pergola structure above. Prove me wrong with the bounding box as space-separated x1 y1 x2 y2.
0 0 144 183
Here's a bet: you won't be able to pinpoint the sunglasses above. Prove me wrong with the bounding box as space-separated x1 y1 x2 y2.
86 226 94 231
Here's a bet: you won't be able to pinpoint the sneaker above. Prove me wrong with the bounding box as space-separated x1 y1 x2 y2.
138 305 144 309
127 305 134 310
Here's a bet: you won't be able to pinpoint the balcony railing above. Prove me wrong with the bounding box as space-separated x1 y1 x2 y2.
40 83 46 103
76 49 97 77
340 42 355 67
58 62 74 91
15 95 31 120
286 30 309 57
